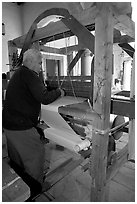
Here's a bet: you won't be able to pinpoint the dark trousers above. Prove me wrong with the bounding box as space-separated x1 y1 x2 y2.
4 128 45 199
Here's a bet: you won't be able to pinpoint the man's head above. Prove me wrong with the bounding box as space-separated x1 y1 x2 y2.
23 49 42 74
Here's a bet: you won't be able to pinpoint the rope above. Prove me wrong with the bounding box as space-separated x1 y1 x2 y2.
46 36 58 85
59 32 68 88
53 35 61 89
66 35 78 101
48 33 79 101
68 71 78 101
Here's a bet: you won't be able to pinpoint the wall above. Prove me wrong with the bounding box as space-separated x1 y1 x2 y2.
2 2 23 73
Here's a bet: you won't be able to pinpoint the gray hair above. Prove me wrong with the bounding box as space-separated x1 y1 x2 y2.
23 49 41 63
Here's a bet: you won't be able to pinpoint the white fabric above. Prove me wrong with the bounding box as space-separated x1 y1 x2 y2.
41 96 90 152
41 96 85 134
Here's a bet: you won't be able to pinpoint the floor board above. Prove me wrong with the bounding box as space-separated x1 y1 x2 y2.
3 131 135 202
36 136 135 202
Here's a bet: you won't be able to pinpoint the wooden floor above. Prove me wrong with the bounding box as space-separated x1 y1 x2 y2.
2 131 135 202
35 133 135 202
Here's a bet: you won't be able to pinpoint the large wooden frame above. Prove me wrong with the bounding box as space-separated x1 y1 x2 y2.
8 3 135 201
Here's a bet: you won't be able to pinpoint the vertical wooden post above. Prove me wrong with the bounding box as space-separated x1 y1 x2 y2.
8 41 18 78
89 3 114 201
128 53 135 160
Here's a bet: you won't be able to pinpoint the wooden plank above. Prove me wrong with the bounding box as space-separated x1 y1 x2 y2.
111 98 135 119
109 179 135 202
89 3 114 201
40 45 61 54
40 23 95 46
46 157 84 187
2 158 30 202
61 16 95 53
42 53 63 61
112 165 135 191
114 34 134 44
118 43 135 58
48 76 92 81
106 144 128 182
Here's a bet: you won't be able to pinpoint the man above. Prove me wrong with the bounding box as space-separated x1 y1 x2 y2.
2 48 65 198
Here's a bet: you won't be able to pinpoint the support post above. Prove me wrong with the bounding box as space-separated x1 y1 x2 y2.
128 53 135 160
89 3 114 201
8 41 18 78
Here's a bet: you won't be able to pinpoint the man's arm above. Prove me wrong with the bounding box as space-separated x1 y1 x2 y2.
27 73 64 104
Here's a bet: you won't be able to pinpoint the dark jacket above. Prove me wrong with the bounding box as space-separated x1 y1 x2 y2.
2 66 61 130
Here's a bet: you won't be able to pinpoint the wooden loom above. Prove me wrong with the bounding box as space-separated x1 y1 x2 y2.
8 3 135 201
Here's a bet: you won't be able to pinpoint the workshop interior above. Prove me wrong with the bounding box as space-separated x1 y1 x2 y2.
2 2 135 202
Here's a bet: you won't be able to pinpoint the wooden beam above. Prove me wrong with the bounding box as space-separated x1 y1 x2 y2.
128 53 135 160
40 45 61 54
58 34 134 55
59 44 85 55
114 34 134 44
40 23 95 45
40 34 134 55
12 23 134 51
12 6 98 48
46 157 84 189
68 50 85 74
65 2 83 13
61 16 95 53
89 3 114 201
111 98 135 119
118 43 135 58
42 53 63 61
47 76 92 81
42 33 133 55
114 14 135 39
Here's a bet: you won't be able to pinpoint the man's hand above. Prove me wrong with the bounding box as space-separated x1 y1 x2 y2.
59 88 66 97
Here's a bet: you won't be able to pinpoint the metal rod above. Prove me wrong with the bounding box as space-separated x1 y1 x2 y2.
110 121 129 135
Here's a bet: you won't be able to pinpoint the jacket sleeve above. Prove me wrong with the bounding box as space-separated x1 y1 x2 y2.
26 72 61 105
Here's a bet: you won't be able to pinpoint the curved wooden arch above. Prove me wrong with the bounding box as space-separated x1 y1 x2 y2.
17 7 95 66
